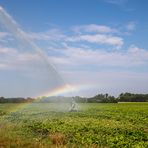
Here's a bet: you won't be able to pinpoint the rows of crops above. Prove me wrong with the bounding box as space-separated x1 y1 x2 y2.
0 103 148 147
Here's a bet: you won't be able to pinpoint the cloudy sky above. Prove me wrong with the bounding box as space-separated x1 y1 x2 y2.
0 0 148 97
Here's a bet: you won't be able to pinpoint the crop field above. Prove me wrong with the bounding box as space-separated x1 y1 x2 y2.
0 102 148 148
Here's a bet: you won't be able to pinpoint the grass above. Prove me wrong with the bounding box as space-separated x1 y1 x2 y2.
0 102 148 147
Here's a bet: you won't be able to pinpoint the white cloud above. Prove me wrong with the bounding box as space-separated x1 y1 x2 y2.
0 42 148 96
6 23 123 49
67 34 124 48
20 24 123 48
26 29 66 41
48 44 148 96
49 44 148 71
72 24 116 34
0 46 17 54
61 70 148 97
0 46 43 70
28 27 123 48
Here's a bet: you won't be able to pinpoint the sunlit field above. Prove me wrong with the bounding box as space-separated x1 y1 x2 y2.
0 102 148 147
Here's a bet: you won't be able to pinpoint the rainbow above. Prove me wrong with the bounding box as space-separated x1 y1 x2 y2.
0 83 94 122
0 6 95 115
36 83 94 98
0 84 75 117
37 84 75 98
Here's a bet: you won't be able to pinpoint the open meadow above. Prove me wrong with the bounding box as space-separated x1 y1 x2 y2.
0 102 148 147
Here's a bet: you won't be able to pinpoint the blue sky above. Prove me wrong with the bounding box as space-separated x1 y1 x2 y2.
0 0 148 97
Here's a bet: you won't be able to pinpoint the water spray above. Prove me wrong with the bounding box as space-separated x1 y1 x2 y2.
0 6 65 94
0 6 79 111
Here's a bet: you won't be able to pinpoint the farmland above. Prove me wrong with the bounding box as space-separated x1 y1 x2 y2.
0 102 148 147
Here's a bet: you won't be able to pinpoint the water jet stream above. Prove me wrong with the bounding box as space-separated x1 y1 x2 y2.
0 6 80 114
0 6 67 97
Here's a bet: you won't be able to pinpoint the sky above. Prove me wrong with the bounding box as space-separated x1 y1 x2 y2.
0 0 148 97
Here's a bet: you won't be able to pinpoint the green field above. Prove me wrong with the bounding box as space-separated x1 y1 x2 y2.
0 102 148 147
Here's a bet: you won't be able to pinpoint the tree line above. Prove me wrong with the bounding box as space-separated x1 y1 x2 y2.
118 92 148 102
0 97 34 103
0 92 148 103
